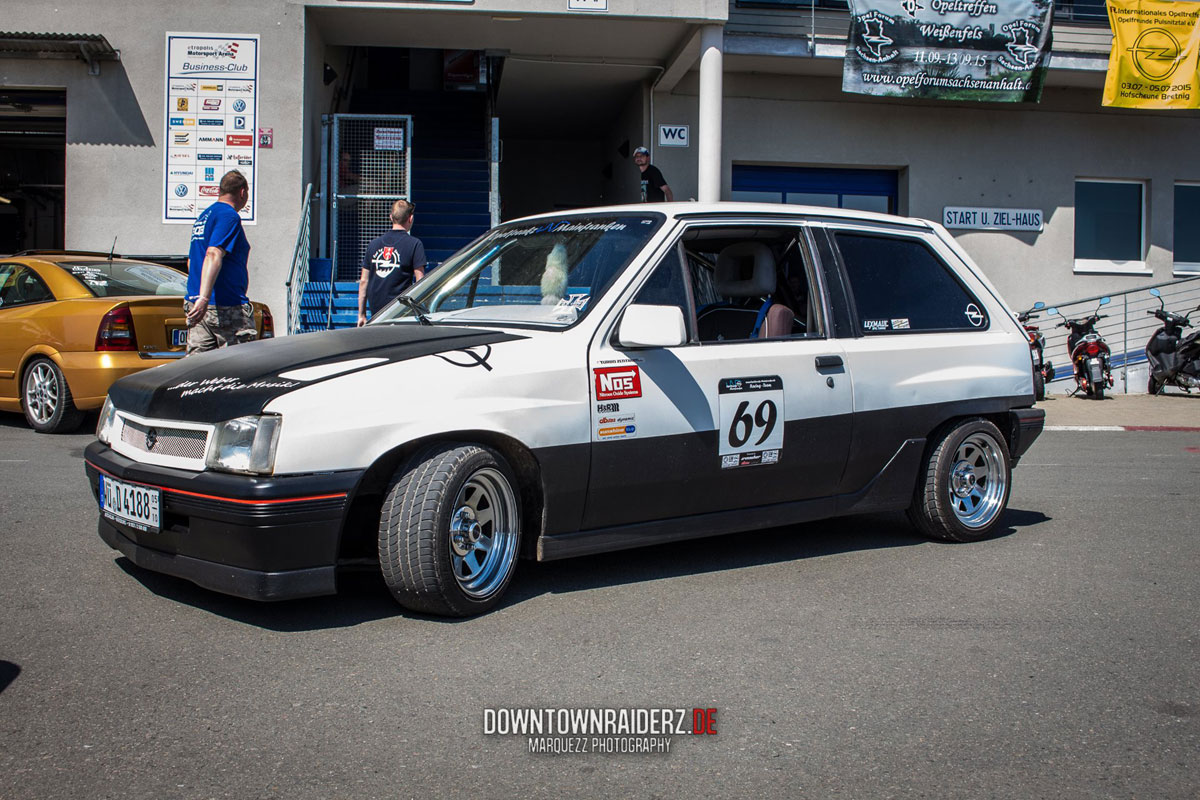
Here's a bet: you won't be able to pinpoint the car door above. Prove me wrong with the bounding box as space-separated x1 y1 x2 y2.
0 263 56 402
581 221 853 531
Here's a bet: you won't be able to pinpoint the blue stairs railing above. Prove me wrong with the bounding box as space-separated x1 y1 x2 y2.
300 91 492 331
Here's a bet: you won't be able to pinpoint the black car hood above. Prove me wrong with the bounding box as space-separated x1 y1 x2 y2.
108 325 525 422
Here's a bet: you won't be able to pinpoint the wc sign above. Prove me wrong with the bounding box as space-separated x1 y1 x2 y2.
658 124 689 147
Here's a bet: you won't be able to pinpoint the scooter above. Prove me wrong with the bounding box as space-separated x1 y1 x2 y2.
1145 287 1200 394
1048 296 1113 399
1017 301 1054 401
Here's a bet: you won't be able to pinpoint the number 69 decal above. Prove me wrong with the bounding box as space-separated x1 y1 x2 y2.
718 376 784 458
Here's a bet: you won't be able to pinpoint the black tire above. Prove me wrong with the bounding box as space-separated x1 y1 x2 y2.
22 357 84 434
1093 383 1105 400
1032 369 1045 402
379 442 522 616
1148 375 1162 395
907 418 1012 543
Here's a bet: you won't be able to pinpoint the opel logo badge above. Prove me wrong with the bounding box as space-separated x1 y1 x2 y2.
145 428 158 451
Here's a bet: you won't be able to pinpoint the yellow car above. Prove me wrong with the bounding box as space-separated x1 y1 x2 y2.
0 251 273 433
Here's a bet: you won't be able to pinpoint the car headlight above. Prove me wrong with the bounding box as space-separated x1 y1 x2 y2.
206 415 282 475
96 397 118 445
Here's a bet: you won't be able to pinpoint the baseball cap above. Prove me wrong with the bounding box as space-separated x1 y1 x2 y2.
633 146 650 156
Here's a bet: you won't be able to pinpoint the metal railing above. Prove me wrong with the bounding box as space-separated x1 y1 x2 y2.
1029 274 1200 393
284 183 314 335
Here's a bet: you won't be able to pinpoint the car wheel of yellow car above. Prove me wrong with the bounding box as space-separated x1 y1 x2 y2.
22 357 85 434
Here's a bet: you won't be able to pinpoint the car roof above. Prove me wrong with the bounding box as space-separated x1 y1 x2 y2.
503 202 936 231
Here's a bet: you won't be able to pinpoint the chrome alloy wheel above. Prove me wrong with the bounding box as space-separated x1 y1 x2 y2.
24 362 60 426
448 467 519 599
947 431 1007 529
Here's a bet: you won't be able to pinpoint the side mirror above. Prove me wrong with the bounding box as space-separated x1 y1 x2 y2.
1033 301 1045 310
1046 307 1058 316
617 304 686 348
1149 288 1161 298
1099 296 1111 306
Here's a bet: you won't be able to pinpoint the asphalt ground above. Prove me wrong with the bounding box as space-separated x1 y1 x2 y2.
0 412 1197 799
1038 391 1200 430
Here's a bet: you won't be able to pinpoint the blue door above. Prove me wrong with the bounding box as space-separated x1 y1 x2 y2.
732 165 899 215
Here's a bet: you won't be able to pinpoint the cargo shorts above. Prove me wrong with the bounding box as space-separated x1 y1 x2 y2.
184 301 258 355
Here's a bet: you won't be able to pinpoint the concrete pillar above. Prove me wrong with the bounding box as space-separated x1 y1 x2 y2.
697 24 724 203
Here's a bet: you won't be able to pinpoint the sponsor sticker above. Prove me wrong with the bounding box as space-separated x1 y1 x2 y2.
203 98 221 111
198 185 219 197
176 98 189 112
863 319 890 331
173 132 191 145
718 375 784 467
594 365 641 400
596 414 637 441
197 152 223 161
226 134 253 147
169 117 194 127
231 98 247 112
596 402 621 414
891 318 911 330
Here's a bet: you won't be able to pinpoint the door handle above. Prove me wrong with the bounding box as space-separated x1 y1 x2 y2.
815 355 843 369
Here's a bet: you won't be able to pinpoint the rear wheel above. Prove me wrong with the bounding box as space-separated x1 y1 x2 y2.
1093 383 1105 400
1032 369 1045 401
22 358 84 434
378 442 522 617
908 418 1011 543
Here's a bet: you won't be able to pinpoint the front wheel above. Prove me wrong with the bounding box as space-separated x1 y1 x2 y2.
908 418 1012 543
22 357 84 433
379 443 522 616
1148 375 1162 395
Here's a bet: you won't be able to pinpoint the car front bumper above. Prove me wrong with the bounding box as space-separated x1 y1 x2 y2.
84 441 363 601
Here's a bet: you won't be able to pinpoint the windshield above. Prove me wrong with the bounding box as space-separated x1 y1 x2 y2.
372 213 665 328
61 260 188 297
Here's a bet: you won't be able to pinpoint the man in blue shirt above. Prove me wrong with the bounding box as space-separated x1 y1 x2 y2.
184 170 256 354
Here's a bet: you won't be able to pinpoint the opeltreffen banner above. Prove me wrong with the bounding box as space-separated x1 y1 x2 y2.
1103 0 1200 108
843 0 1053 102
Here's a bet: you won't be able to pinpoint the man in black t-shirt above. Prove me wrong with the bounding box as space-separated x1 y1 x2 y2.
633 146 674 203
357 199 426 325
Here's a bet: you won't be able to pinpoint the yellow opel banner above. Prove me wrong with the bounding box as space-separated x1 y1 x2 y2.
1104 0 1200 108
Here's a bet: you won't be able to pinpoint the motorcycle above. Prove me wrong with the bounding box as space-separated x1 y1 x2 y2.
1047 296 1113 399
1145 287 1200 394
1017 301 1054 401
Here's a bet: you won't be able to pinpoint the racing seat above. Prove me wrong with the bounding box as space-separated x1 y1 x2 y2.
697 242 794 341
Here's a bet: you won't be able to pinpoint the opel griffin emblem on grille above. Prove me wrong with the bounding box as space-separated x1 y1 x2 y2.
145 428 158 451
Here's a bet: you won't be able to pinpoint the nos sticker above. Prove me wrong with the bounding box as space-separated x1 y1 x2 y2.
718 376 784 467
594 365 641 400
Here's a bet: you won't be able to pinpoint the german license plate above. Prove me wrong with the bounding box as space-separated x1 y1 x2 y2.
99 475 161 533
170 328 187 347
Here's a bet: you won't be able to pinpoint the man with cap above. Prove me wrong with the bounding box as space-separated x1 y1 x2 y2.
633 146 674 203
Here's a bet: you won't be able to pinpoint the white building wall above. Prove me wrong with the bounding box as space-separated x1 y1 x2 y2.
655 71 1200 311
4 2 308 324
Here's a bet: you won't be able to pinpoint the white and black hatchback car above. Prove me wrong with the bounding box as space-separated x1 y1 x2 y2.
86 204 1044 616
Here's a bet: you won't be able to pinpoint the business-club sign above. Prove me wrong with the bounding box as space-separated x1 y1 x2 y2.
843 0 1053 103
1103 0 1200 109
163 33 259 224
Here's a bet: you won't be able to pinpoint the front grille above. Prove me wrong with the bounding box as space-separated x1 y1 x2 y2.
120 418 208 460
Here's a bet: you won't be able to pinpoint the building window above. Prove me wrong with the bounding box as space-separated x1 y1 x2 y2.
1074 179 1147 273
1175 184 1200 274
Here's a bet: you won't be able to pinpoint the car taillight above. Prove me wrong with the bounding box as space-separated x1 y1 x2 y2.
95 305 138 351
1086 342 1100 356
261 307 274 339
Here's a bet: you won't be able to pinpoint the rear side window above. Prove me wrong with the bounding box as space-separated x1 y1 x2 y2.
834 233 988 333
60 260 188 297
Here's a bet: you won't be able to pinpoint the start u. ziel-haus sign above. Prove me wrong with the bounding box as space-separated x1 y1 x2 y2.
943 206 1043 231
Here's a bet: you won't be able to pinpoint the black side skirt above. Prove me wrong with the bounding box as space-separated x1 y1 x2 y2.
537 438 925 561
